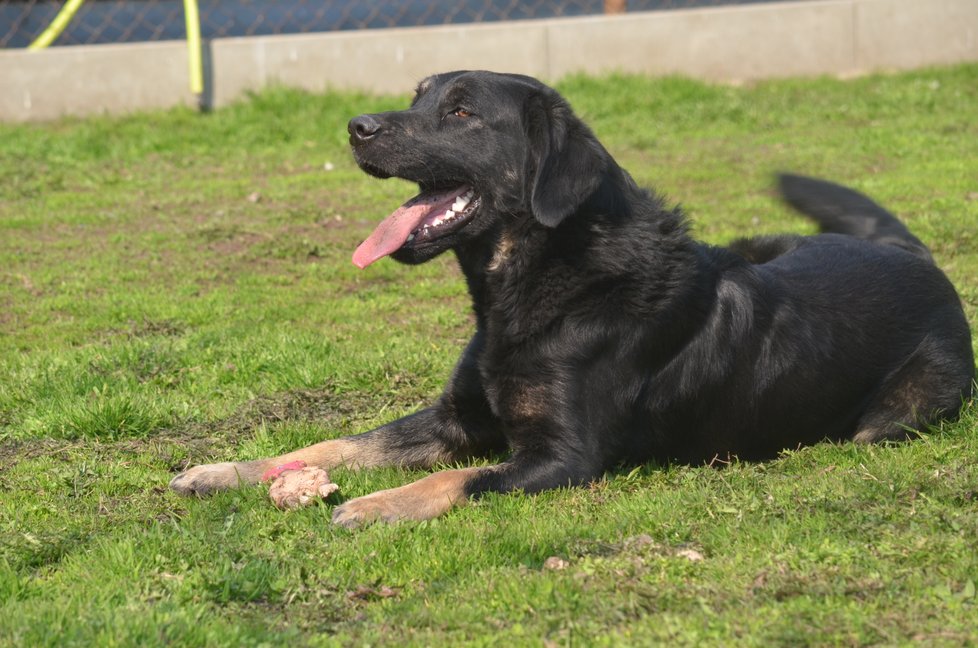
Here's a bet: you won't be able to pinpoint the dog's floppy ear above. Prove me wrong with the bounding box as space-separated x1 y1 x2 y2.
525 89 609 227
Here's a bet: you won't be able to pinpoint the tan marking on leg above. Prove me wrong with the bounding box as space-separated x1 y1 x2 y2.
331 467 484 528
268 437 394 471
853 424 915 444
169 436 398 496
852 427 880 444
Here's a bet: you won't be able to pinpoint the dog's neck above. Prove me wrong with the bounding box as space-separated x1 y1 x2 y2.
454 190 704 347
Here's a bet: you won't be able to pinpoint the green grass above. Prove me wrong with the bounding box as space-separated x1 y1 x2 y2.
1 64 977 646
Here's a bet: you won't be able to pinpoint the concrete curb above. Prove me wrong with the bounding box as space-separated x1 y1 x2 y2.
2 0 976 122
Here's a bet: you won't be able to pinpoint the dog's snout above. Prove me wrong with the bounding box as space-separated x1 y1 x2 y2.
348 115 382 145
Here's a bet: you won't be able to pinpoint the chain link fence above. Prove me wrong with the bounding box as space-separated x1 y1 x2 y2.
2 0 797 49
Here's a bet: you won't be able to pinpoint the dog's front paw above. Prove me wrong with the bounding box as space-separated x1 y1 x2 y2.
331 492 406 529
331 470 475 528
169 462 250 495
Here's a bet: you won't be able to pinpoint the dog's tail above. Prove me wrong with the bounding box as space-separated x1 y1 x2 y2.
777 173 933 262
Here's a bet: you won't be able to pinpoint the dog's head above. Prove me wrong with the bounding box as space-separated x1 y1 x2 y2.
348 70 612 268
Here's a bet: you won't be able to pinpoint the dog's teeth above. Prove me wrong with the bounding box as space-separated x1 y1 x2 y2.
407 233 415 242
452 200 466 211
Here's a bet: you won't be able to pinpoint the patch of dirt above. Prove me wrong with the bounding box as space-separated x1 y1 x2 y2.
148 385 394 471
346 583 400 603
0 386 379 473
129 318 186 338
749 564 885 602
232 581 352 635
0 272 43 297
190 224 269 257
566 533 708 569
233 387 364 426
0 438 88 472
97 318 188 343
3 528 94 572
244 225 338 262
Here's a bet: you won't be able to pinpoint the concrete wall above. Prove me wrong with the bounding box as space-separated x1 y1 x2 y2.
2 0 976 122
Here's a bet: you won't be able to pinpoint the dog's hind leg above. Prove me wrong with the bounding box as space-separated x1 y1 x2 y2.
852 335 974 444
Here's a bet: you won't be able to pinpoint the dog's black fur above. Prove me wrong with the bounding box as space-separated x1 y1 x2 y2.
171 71 974 527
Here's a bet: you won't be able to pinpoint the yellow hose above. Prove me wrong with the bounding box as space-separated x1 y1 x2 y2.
183 0 204 96
28 0 86 50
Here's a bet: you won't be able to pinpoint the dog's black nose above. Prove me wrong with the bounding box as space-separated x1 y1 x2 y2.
348 115 382 144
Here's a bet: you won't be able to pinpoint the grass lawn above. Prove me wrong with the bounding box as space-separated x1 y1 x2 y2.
1 63 977 646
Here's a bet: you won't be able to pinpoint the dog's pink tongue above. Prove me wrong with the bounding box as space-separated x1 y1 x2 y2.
352 201 430 269
352 188 465 269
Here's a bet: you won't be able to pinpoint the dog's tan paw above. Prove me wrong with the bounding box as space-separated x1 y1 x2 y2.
169 462 250 495
331 469 478 528
331 491 409 528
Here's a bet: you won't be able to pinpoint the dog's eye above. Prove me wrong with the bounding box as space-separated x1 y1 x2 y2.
452 108 471 118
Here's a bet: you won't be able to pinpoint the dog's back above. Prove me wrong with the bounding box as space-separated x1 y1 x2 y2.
721 174 973 451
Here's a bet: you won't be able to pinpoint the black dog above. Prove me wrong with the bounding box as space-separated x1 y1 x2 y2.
171 71 974 527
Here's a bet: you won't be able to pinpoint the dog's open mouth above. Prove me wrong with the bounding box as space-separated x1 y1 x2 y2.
352 185 480 268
